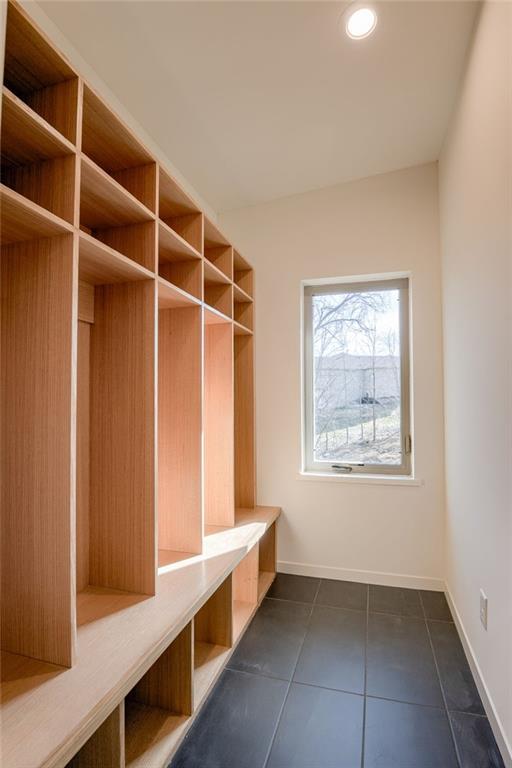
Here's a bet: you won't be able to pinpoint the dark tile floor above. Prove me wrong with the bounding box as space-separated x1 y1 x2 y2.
170 575 505 768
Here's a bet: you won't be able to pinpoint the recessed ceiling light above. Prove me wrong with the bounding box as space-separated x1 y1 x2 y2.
343 4 378 40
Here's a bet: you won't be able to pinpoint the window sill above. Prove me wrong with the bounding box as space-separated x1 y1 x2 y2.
298 471 423 487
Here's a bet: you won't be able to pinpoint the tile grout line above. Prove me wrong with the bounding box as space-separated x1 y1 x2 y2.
360 583 369 768
261 579 321 768
226 660 482 717
420 590 463 768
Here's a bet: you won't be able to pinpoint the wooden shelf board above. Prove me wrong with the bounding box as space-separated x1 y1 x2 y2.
159 167 199 219
80 155 155 230
194 642 230 704
158 277 201 310
203 305 232 325
233 320 253 336
0 183 73 244
79 231 154 285
1 86 75 167
258 571 275 603
158 550 199 573
233 283 253 304
203 259 231 286
82 84 154 173
125 701 189 768
158 219 201 263
203 216 230 249
76 586 148 629
233 600 255 642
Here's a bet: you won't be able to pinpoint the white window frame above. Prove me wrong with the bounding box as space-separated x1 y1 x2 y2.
302 276 412 477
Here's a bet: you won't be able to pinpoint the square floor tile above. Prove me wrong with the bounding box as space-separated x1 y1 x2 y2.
227 598 311 680
364 697 458 768
450 712 505 768
369 585 423 617
316 579 368 611
267 573 320 603
367 613 444 707
266 683 363 768
428 620 485 715
294 605 366 694
170 669 288 768
420 590 453 621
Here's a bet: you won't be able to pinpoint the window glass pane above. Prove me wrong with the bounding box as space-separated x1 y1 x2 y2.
312 288 402 465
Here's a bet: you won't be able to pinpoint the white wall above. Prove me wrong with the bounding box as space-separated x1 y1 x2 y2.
221 163 446 589
439 1 512 760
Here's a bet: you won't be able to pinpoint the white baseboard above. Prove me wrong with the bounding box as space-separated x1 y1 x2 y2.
445 589 512 768
276 560 444 591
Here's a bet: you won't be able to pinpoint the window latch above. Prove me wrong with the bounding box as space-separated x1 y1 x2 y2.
331 464 353 474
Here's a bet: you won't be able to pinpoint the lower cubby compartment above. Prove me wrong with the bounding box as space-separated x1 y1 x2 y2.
258 522 277 601
124 622 193 767
194 576 233 703
232 545 259 641
66 702 125 768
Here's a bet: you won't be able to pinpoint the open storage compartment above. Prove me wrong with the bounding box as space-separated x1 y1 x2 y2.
82 84 157 212
125 622 193 768
232 545 259 641
76 244 156 614
1 84 78 226
234 333 256 510
158 167 203 303
194 577 233 704
80 155 156 271
3 2 79 143
233 250 253 298
258 524 277 601
158 293 203 570
66 703 125 768
204 309 234 528
1 231 77 668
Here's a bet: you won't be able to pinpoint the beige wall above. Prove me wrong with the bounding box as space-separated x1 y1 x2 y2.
221 163 446 589
439 1 512 760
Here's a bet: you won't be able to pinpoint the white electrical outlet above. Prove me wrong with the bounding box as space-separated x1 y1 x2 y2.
480 590 488 630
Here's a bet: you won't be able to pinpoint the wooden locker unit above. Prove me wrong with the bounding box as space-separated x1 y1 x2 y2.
0 3 279 767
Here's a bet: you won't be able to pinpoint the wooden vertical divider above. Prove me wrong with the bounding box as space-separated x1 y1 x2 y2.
234 334 255 510
204 318 234 528
158 305 202 558
67 702 125 768
1 232 78 667
87 279 157 596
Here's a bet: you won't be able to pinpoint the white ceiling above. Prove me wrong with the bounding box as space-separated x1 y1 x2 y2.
39 1 478 212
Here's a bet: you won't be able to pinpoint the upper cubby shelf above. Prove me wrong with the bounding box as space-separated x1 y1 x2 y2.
204 217 233 280
82 84 157 211
1 86 76 167
0 183 73 244
79 230 155 285
80 155 155 230
233 250 254 298
159 167 203 256
3 2 79 143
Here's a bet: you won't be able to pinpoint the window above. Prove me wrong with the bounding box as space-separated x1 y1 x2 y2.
303 277 411 476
